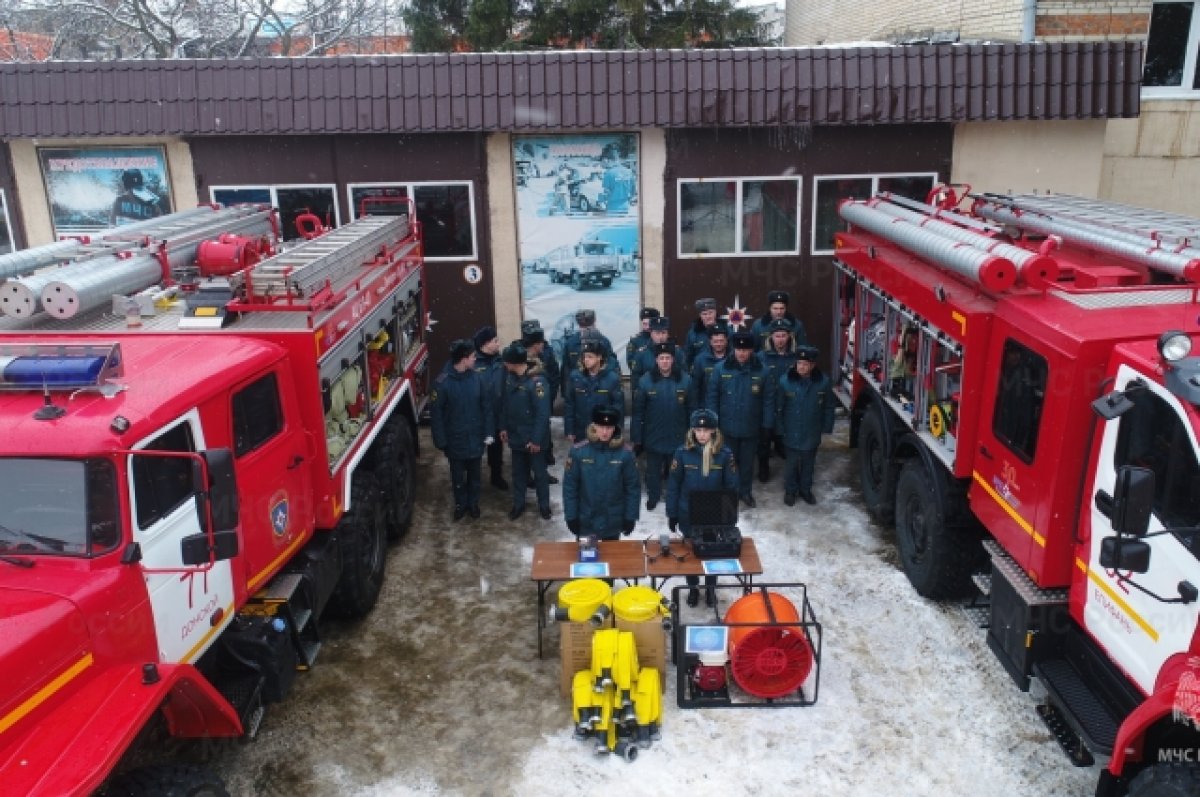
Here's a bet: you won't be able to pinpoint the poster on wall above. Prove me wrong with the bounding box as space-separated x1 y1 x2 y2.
38 146 173 238
513 133 640 372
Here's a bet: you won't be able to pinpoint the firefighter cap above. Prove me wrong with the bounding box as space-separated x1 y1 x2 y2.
522 327 545 347
501 342 529 365
695 297 717 312
768 317 793 334
450 339 475 364
690 408 719 429
732 330 757 349
648 316 670 332
706 322 729 338
796 345 819 362
639 307 661 320
651 342 675 358
575 308 596 326
581 340 604 356
767 290 790 305
520 319 542 335
592 406 620 427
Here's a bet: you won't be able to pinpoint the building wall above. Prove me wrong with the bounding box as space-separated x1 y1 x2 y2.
786 0 1024 46
7 137 199 245
951 119 1108 195
1101 100 1200 215
664 124 953 363
1035 1 1151 42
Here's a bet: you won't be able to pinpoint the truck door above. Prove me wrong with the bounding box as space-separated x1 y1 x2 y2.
130 410 235 664
972 334 1051 575
230 368 313 590
1084 366 1200 694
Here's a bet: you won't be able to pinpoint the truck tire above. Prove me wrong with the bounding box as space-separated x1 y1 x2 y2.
857 408 896 524
600 278 612 288
572 272 585 291
894 458 974 599
372 417 416 541
578 196 591 212
1127 763 1200 797
102 765 230 797
329 470 388 618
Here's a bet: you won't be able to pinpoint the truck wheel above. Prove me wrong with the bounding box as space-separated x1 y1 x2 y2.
102 765 229 797
330 470 388 618
578 196 591 212
894 459 974 599
1127 763 1200 797
600 278 612 288
372 417 416 541
571 272 585 290
857 408 896 523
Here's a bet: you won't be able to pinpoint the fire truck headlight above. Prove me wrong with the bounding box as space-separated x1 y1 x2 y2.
1158 330 1193 362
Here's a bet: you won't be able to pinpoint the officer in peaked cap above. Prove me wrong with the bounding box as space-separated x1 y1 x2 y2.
563 405 640 541
685 297 720 368
561 308 617 395
751 289 807 349
666 406 738 607
631 335 696 513
473 325 508 491
756 316 799 482
706 329 773 507
564 336 623 444
626 307 661 382
429 338 493 521
498 341 553 521
774 344 834 506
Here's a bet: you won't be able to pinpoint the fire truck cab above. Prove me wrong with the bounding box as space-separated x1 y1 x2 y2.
835 191 1200 795
0 205 426 796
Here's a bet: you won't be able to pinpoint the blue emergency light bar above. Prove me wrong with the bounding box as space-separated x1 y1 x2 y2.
0 343 124 391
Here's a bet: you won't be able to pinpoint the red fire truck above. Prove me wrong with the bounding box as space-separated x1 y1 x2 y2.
835 190 1200 796
0 203 427 795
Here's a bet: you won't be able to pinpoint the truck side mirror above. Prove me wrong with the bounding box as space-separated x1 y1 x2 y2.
202 448 239 532
181 530 239 566
1112 466 1154 536
1099 536 1151 574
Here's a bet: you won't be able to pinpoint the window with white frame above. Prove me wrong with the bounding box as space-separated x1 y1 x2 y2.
210 185 339 242
677 177 801 257
1144 2 1200 94
811 173 938 255
348 182 476 260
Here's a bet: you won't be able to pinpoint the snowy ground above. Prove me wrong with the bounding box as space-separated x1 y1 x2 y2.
211 418 1101 796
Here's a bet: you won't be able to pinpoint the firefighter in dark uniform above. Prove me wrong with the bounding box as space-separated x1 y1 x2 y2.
473 326 508 491
429 339 494 521
705 330 774 507
773 345 836 505
564 340 623 444
689 322 729 410
750 290 807 349
110 168 169 226
631 341 696 511
560 309 617 395
563 406 640 540
521 319 561 477
625 307 660 385
684 297 719 368
666 408 738 607
498 342 553 520
630 316 686 402
756 316 798 482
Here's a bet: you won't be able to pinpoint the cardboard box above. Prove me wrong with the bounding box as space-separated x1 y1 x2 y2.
616 616 668 693
559 616 610 697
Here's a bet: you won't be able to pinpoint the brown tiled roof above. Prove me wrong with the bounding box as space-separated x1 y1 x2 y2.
0 43 1141 137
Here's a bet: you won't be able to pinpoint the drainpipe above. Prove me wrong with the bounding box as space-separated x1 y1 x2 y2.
1021 0 1037 42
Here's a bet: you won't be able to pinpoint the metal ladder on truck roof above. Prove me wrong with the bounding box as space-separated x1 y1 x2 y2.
244 215 411 306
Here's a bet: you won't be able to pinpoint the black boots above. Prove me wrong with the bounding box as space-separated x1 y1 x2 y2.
705 587 717 607
686 588 699 607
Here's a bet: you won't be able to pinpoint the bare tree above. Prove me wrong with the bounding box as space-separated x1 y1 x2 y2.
14 0 406 59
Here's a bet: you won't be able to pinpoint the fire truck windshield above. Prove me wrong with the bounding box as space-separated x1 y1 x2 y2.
0 458 119 557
